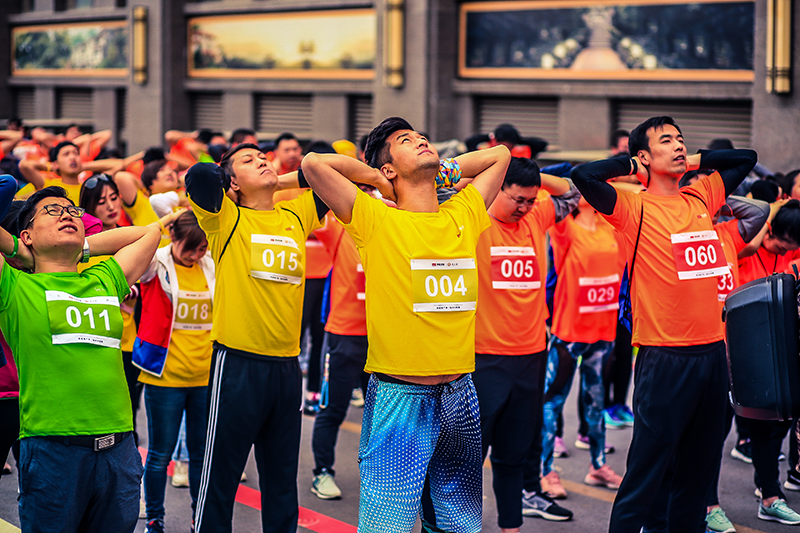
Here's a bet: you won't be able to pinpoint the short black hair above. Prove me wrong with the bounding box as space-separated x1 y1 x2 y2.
170 211 206 252
6 118 23 129
275 132 299 147
708 138 734 151
779 169 800 196
19 186 74 230
49 141 79 162
503 157 541 189
196 129 214 145
304 140 336 155
772 200 800 246
142 146 167 165
494 124 521 146
359 134 369 152
629 116 682 157
230 128 256 145
2 201 25 236
220 142 261 179
141 159 169 191
610 129 629 148
749 179 779 203
364 117 414 169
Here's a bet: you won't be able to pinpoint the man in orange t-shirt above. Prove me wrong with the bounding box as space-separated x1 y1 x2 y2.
473 157 579 527
571 116 756 533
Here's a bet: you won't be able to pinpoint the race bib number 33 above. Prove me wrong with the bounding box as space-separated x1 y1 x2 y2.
671 231 728 280
250 234 303 285
411 259 477 312
45 291 123 348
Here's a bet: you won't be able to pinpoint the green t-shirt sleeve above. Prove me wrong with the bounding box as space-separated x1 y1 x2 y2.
84 258 131 302
0 264 19 312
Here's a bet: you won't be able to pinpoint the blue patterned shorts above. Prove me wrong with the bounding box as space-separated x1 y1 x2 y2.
357 374 483 533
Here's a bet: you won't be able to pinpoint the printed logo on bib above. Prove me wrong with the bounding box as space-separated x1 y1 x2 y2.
578 274 620 314
174 290 213 330
250 234 303 284
670 231 728 280
356 263 366 301
490 247 540 290
411 258 477 312
45 291 123 348
717 262 735 302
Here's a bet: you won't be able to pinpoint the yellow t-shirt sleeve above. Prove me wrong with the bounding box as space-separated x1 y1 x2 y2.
340 189 387 248
123 190 159 226
190 194 238 261
16 182 34 199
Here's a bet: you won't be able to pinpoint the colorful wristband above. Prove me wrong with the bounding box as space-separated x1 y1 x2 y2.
3 235 18 259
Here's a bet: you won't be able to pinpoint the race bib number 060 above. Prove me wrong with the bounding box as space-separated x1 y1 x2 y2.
250 234 303 285
671 231 728 280
45 291 123 348
411 258 477 312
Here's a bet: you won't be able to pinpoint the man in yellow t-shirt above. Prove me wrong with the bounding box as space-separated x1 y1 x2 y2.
185 144 328 533
302 117 510 533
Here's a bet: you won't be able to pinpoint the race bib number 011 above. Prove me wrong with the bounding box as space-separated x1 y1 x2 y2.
356 264 366 301
671 231 728 280
174 290 213 331
490 247 540 290
45 290 123 348
250 234 302 285
411 258 477 312
578 274 620 314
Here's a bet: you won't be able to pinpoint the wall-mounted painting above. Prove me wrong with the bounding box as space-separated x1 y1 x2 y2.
188 9 376 79
12 20 129 77
459 0 754 81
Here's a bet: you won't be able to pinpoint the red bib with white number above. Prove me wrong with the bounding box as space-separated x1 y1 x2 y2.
670 231 728 280
356 263 366 301
578 274 620 314
490 246 540 290
717 262 735 302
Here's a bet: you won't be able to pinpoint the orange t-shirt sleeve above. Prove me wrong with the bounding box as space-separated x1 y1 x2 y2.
603 189 642 237
548 218 573 273
684 171 726 215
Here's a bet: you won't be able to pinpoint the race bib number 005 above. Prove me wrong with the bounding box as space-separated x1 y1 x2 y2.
411 258 477 312
671 231 728 280
490 247 540 290
174 290 213 331
250 234 303 285
45 290 123 348
578 274 620 314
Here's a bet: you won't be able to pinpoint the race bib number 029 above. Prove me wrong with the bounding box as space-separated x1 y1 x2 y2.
174 290 213 331
578 274 620 314
411 259 477 312
250 234 302 285
45 291 123 348
490 247 540 290
671 231 728 280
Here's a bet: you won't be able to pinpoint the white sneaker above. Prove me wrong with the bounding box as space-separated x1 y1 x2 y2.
350 388 365 408
172 460 189 488
311 471 342 500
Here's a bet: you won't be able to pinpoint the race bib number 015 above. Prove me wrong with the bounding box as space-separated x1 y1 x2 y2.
490 247 540 290
174 290 213 331
671 231 728 280
250 234 303 285
411 258 477 312
45 291 123 348
578 274 620 314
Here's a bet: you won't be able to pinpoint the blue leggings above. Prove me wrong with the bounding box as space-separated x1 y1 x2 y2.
541 336 613 474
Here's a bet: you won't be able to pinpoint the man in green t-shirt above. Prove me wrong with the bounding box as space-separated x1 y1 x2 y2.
0 184 161 533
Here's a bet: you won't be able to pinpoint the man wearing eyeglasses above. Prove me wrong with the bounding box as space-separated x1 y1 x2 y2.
0 182 162 533
472 157 579 530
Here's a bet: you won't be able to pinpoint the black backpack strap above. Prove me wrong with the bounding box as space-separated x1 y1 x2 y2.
218 205 241 263
681 189 708 209
629 203 645 282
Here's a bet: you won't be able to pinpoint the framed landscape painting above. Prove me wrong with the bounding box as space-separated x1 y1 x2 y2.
188 9 376 79
459 0 754 81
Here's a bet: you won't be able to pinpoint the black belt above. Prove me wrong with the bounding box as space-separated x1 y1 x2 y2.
43 432 130 451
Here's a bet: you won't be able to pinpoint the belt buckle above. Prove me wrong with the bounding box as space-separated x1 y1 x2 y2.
94 434 116 451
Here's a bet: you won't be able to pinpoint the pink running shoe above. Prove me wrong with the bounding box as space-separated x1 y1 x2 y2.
553 436 570 458
584 464 623 490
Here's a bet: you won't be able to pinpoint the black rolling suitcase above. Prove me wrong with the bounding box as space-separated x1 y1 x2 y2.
722 272 800 421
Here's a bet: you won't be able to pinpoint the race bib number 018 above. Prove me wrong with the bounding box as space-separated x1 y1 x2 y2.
411 258 477 312
490 247 540 290
250 234 302 285
356 264 366 301
45 290 123 348
671 231 728 280
578 274 620 314
174 290 213 331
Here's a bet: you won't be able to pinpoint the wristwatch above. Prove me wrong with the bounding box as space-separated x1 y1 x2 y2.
81 238 91 263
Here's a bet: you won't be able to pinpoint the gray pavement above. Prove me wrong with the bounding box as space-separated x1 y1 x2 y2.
0 381 797 533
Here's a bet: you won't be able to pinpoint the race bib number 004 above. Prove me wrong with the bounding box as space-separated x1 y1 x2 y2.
250 234 302 285
411 258 477 312
671 231 728 280
578 274 620 314
490 247 540 290
45 291 123 348
174 290 213 331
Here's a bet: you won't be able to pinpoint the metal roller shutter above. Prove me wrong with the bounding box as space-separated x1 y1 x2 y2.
350 95 374 142
478 97 559 145
615 100 752 153
191 93 223 131
255 94 313 138
57 88 93 120
14 87 35 119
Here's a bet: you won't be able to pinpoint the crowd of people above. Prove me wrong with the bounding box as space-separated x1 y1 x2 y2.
0 114 798 533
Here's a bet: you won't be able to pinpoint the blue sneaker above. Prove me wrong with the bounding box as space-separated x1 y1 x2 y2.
616 405 634 426
603 407 626 430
